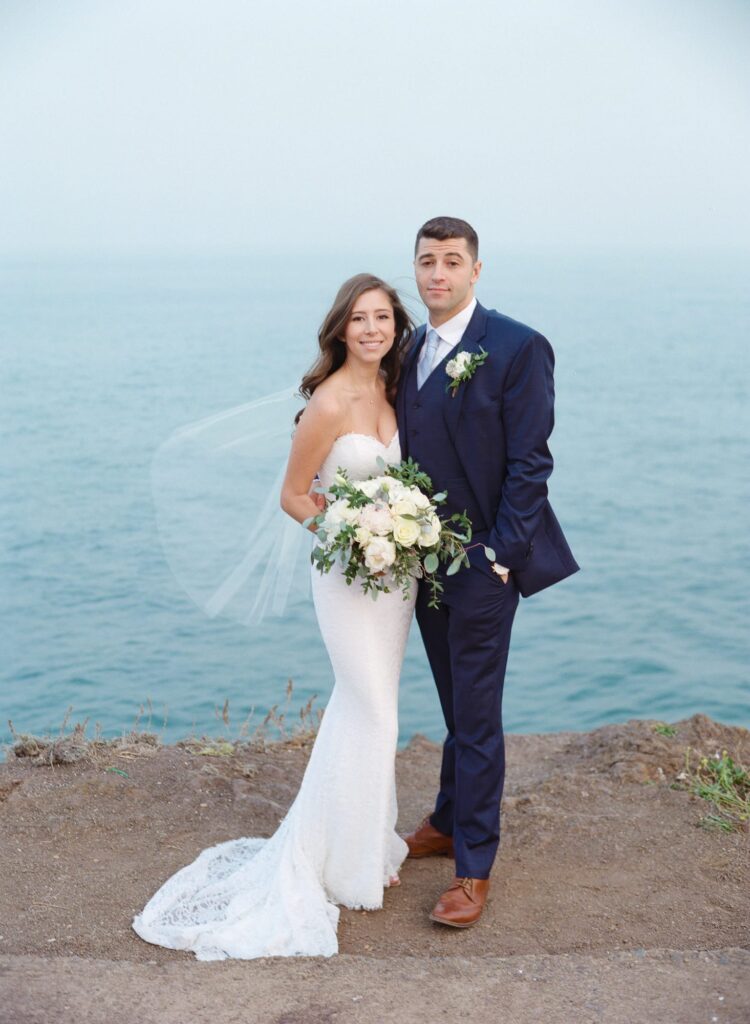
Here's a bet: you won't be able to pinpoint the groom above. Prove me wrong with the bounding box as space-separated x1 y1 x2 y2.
397 216 579 928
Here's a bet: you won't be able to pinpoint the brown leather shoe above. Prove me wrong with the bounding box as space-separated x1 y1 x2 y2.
403 815 454 859
429 877 490 928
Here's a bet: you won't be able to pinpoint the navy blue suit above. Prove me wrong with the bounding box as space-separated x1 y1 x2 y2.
396 300 578 878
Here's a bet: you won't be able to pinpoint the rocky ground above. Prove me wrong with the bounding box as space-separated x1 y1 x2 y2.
0 712 748 1023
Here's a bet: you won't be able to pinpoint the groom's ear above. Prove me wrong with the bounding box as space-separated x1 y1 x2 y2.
471 260 482 285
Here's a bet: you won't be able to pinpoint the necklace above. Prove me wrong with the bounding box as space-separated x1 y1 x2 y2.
344 368 381 406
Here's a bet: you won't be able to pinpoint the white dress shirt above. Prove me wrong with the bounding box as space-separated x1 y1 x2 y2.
419 297 478 377
420 296 509 579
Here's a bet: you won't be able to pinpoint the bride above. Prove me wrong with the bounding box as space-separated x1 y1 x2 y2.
132 273 417 960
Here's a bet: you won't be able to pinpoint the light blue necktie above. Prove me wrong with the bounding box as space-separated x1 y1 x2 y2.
417 328 441 389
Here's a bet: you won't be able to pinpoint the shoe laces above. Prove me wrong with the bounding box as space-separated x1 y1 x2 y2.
451 877 474 897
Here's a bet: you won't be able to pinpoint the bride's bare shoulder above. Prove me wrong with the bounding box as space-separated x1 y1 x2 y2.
305 374 348 417
300 375 348 431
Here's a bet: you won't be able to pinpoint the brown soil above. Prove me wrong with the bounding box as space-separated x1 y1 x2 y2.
1 713 748 1023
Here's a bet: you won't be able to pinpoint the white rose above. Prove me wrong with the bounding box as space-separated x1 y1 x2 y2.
393 516 421 547
354 525 372 546
360 504 394 536
392 497 418 518
364 536 397 572
446 351 471 380
358 478 381 499
383 478 406 501
417 513 442 547
323 498 349 535
411 487 431 510
339 502 360 525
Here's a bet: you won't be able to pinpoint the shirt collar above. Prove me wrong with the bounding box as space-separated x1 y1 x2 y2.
427 296 477 348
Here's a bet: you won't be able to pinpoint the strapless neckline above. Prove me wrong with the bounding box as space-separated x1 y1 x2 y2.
318 430 401 491
331 430 399 449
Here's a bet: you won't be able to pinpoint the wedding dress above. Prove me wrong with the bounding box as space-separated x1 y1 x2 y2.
132 430 416 960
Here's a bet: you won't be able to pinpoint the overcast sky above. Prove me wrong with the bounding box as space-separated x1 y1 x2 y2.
0 0 748 255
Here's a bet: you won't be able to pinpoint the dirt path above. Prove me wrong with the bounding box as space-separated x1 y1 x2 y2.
1 713 748 1022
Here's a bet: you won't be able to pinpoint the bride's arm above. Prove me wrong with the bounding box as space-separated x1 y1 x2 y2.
280 391 345 530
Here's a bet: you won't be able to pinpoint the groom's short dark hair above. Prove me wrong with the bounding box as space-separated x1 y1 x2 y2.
415 217 479 262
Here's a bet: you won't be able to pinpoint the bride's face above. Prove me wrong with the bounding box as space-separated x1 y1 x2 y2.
342 288 396 365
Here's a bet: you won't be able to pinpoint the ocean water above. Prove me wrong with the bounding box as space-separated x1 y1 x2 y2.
1 249 748 750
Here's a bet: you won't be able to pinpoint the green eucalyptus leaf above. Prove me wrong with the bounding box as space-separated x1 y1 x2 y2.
446 554 464 576
484 546 496 561
424 552 439 573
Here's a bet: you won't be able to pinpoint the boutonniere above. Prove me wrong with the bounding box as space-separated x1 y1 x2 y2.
445 347 489 397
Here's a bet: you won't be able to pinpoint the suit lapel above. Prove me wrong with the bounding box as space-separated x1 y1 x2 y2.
405 324 427 377
442 302 488 439
399 326 426 410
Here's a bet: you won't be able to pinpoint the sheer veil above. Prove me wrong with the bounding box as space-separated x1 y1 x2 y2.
150 385 314 628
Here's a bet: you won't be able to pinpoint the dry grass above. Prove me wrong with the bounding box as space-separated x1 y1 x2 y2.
178 679 323 756
6 704 162 767
4 681 323 768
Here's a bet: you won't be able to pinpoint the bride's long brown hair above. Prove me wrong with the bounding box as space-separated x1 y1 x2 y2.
296 274 414 423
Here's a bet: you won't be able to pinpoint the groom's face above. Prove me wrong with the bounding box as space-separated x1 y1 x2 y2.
414 236 481 324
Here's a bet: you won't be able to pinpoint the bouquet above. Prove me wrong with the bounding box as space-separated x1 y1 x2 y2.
304 457 495 608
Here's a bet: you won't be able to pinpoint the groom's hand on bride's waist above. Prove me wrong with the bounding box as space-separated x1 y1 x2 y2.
309 476 327 513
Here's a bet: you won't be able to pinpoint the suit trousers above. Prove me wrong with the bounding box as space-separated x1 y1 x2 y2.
415 561 520 879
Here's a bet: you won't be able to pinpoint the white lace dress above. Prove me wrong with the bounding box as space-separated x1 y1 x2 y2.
132 430 416 960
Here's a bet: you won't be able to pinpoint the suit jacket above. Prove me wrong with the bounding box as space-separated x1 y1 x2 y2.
396 301 579 598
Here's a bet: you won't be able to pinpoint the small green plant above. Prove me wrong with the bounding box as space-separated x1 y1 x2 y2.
677 747 749 833
191 740 236 757
652 722 677 737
